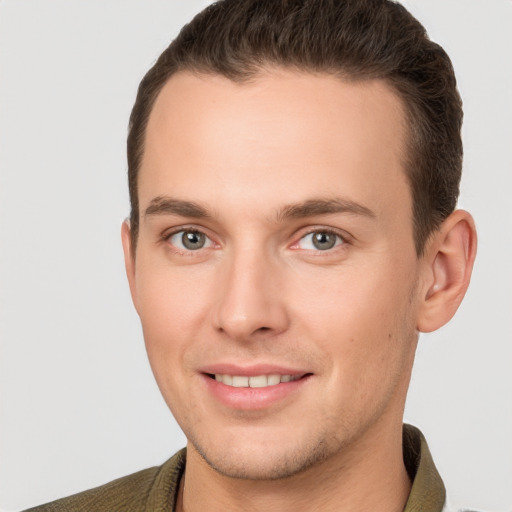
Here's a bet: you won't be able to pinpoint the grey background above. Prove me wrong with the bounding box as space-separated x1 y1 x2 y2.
1 1 511 510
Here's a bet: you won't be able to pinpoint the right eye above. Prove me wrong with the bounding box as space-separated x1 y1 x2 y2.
167 230 214 251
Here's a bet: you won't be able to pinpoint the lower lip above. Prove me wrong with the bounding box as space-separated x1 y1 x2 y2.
202 374 311 410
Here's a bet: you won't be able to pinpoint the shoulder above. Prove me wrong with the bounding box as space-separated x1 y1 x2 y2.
23 466 160 512
23 449 186 512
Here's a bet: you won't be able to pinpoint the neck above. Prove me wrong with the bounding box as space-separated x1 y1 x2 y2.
178 420 411 512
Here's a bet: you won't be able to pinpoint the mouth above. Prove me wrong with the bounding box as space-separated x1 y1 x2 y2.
207 373 306 388
200 364 313 410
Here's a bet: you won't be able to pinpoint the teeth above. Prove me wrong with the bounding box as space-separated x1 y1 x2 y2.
214 374 301 388
232 376 249 387
267 374 281 386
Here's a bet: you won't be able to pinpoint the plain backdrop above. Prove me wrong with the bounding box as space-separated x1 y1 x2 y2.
1 1 511 511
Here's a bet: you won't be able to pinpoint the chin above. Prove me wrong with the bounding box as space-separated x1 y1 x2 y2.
189 427 340 481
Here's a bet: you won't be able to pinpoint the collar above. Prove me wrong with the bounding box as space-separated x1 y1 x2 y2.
149 424 446 511
403 424 446 512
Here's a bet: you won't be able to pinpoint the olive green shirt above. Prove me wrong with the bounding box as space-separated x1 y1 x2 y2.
25 424 446 512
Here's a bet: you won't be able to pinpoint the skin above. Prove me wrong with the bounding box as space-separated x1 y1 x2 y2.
122 70 476 511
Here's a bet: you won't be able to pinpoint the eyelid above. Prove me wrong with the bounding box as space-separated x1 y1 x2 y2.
289 226 351 250
159 224 352 253
161 225 219 252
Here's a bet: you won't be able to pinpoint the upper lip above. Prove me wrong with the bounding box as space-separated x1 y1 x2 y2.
199 363 311 377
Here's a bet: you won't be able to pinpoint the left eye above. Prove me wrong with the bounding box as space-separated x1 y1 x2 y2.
168 230 214 251
297 231 344 251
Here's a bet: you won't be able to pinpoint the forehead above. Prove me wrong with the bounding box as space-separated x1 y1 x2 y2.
139 70 410 221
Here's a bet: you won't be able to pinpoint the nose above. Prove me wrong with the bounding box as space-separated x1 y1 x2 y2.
212 247 290 342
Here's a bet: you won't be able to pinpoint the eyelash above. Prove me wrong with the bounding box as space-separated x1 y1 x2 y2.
291 228 347 252
161 227 217 254
161 226 350 254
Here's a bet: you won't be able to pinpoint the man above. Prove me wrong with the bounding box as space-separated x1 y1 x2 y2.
26 0 477 510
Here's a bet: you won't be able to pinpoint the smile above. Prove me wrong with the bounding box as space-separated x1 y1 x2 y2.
213 374 303 388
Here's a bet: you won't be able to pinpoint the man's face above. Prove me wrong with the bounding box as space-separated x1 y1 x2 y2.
124 70 425 479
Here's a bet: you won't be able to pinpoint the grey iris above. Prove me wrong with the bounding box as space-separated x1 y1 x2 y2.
312 232 336 250
182 231 205 250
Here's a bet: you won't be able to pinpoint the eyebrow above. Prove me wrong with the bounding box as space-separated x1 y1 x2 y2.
143 195 375 222
144 196 211 219
276 198 376 221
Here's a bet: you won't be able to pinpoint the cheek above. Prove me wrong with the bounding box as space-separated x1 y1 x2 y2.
135 272 201 418
295 263 406 329
293 261 417 377
133 264 210 386
136 258 211 332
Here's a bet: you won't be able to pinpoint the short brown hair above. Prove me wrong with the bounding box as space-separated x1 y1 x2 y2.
127 0 463 255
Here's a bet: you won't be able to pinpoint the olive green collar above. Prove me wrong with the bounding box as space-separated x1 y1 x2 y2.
403 424 446 512
154 424 446 511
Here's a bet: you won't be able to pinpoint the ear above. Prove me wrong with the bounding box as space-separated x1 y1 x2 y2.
121 219 139 312
417 210 477 333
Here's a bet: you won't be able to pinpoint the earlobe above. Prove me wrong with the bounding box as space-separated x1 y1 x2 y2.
417 210 477 333
121 220 139 312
